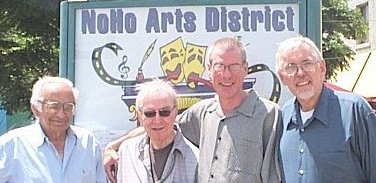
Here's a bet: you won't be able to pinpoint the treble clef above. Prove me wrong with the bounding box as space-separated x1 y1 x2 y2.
118 55 130 79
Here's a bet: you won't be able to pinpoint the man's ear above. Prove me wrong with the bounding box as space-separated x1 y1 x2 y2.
207 63 211 71
31 104 41 117
320 59 327 79
136 110 144 126
278 71 288 86
207 63 213 80
243 62 248 72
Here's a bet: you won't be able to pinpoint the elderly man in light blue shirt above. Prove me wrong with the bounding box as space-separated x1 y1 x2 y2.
0 76 106 183
276 36 376 183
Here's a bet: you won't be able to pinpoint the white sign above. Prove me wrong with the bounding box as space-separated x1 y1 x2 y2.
73 4 299 137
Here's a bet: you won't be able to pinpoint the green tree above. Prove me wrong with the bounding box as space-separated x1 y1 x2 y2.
322 0 368 80
0 0 61 115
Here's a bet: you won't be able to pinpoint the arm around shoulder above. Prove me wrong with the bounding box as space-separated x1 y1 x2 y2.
103 126 145 183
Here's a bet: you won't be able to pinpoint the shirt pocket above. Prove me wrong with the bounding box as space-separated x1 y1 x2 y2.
66 166 96 183
81 167 96 183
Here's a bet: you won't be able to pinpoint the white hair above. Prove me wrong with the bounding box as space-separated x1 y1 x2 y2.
30 76 79 106
135 79 177 111
275 35 323 74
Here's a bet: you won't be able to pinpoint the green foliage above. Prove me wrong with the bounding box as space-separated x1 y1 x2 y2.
0 0 61 115
322 0 368 79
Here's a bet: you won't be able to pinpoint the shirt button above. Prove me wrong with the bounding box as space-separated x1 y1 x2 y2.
214 155 218 160
218 136 221 141
299 148 304 153
300 128 305 132
210 174 214 178
299 169 304 175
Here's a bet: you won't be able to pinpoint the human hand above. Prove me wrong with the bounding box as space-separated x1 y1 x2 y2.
104 148 119 183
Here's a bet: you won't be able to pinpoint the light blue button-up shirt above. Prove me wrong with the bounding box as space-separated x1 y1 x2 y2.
279 86 376 183
0 122 107 183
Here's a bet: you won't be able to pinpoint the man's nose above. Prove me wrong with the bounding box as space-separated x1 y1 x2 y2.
56 106 68 117
221 66 233 78
296 65 307 75
153 112 163 120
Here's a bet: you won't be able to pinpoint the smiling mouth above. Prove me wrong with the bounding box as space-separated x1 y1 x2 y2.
220 82 234 87
151 127 164 131
296 81 310 86
51 119 68 126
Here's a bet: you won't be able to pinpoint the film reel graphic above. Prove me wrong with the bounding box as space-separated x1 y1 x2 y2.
248 64 281 103
92 43 137 86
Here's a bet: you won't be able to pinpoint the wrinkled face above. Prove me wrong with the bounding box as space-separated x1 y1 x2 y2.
160 38 186 84
208 47 248 101
183 43 207 88
279 44 326 101
138 94 176 143
33 83 75 135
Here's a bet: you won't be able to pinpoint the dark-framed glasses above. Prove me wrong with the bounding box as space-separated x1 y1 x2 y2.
143 106 175 118
283 60 319 75
38 100 76 114
212 62 244 73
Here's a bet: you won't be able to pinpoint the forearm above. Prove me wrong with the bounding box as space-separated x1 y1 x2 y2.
105 135 128 152
103 126 145 183
105 126 145 152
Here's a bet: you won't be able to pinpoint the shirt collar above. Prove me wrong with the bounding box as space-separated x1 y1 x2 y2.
137 127 188 159
285 85 331 129
238 89 258 118
207 89 258 118
206 96 219 113
310 86 332 126
170 130 189 158
28 121 46 148
28 120 77 148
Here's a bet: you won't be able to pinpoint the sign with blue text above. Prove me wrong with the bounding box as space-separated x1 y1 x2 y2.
60 0 319 145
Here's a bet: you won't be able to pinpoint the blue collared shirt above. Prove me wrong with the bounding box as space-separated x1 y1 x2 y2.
279 86 376 183
0 122 107 183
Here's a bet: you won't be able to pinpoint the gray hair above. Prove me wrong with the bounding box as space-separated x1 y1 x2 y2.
135 79 177 111
275 35 323 74
207 37 247 65
30 76 79 105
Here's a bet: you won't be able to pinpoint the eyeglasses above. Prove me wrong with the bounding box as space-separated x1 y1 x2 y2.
38 100 76 114
212 62 244 73
283 60 319 75
143 106 175 118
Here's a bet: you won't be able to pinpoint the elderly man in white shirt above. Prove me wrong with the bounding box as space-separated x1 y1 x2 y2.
116 79 198 183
